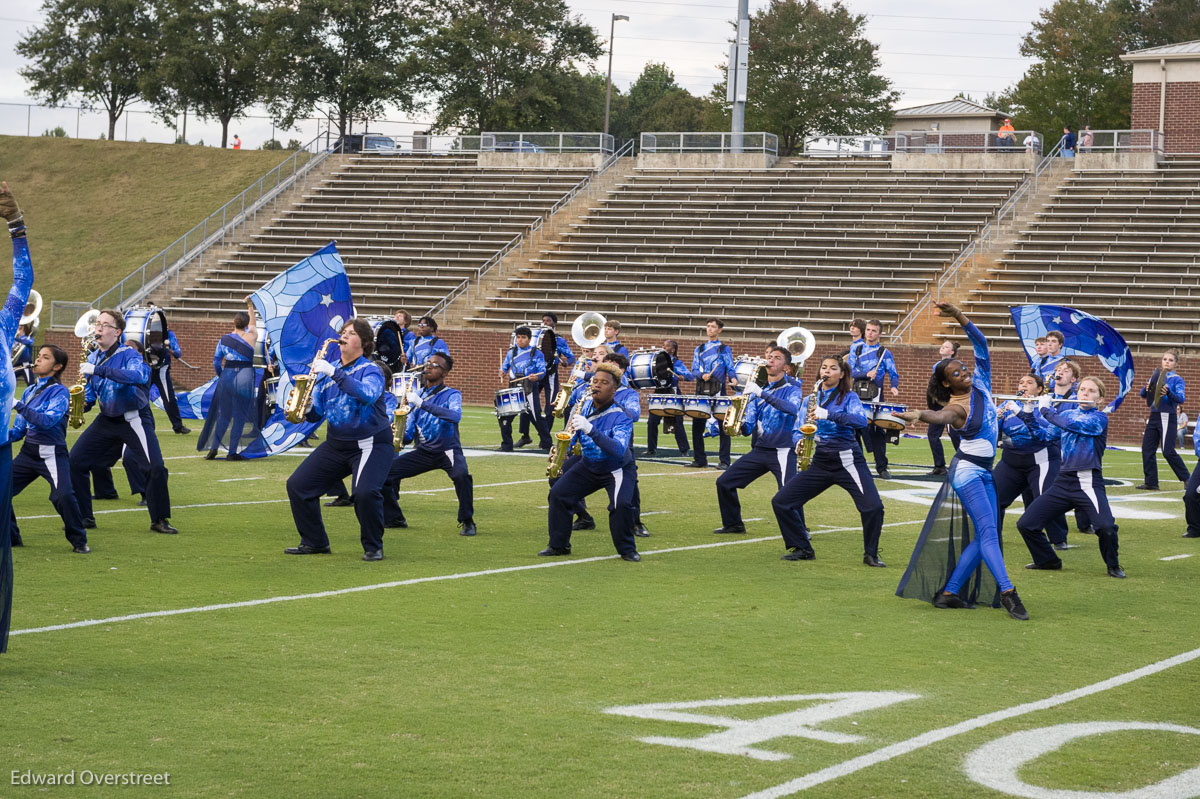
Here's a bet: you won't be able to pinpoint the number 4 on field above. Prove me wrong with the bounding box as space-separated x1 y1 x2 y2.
603 692 920 761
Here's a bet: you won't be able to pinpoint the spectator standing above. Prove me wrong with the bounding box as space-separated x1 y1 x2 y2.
1060 126 1076 157
1080 125 1094 153
232 135 241 150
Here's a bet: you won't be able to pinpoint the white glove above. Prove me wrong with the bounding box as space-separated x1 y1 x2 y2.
575 416 593 435
313 359 335 377
80 362 95 375
1037 393 1052 410
1022 401 1035 414
405 390 423 408
745 381 763 397
813 405 829 420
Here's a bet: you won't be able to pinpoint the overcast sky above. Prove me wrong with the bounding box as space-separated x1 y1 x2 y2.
0 0 1051 147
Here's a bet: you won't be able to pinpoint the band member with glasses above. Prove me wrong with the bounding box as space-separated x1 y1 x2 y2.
689 319 736 469
405 316 450 368
1136 349 1188 491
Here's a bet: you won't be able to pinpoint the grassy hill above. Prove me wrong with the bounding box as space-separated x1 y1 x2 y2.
0 136 291 307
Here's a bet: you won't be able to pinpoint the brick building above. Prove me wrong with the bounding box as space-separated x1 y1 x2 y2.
1123 39 1200 153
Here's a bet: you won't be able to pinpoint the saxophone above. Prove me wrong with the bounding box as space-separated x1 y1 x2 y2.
553 358 589 418
392 369 420 452
722 361 768 437
284 338 339 423
68 334 97 429
548 398 586 478
796 379 821 471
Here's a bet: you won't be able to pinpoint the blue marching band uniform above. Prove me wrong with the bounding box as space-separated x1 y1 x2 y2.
646 350 692 457
151 329 187 433
690 339 736 467
993 396 1068 554
847 341 900 476
498 341 547 451
1139 365 1188 489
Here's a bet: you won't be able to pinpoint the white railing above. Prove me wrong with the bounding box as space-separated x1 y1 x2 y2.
50 128 333 328
348 133 489 154
481 131 615 154
893 130 1043 154
640 131 779 155
1072 129 1163 155
599 139 635 173
801 134 891 157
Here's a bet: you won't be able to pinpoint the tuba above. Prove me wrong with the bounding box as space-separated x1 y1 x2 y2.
777 326 815 376
68 308 101 429
553 312 606 416
722 359 769 437
284 338 340 423
796 378 821 471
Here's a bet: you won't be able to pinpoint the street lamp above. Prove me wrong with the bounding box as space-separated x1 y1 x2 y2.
604 13 630 137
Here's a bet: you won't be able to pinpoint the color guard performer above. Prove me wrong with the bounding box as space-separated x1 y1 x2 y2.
384 352 476 537
498 326 547 451
688 319 735 469
645 339 692 457
1136 349 1188 491
772 354 885 564
848 319 899 479
539 363 640 561
713 346 804 535
69 309 176 535
926 339 960 476
284 319 391 560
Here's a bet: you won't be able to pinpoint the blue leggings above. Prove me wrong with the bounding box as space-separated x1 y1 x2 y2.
944 460 1013 594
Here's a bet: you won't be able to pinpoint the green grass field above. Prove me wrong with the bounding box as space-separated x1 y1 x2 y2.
0 137 291 304
5 406 1200 798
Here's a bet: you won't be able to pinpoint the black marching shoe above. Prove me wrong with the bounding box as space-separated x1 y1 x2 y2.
877 469 893 480
11 532 23 547
285 543 331 555
717 462 730 470
514 435 533 449
1107 566 1127 579
927 466 948 476
138 496 147 506
362 550 383 562
684 461 707 469
150 520 179 535
713 524 747 535
1183 531 1200 538
72 544 91 554
633 523 649 538
538 546 571 557
324 496 354 507
863 554 887 568
1134 483 1159 490
1052 542 1069 551
93 493 119 500
227 452 246 461
385 516 408 529
933 590 968 609
781 547 815 561
572 515 596 531
459 521 477 537
1000 589 1030 620
204 449 218 460
644 449 658 457
621 552 641 562
174 426 191 434
1025 559 1063 570
81 517 97 529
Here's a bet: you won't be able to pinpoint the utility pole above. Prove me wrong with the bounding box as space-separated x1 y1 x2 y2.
604 13 630 137
727 0 749 152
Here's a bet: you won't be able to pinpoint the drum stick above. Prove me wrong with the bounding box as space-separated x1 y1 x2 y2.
175 357 200 369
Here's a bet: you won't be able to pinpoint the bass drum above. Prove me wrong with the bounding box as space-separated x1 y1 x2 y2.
123 306 168 366
628 348 672 390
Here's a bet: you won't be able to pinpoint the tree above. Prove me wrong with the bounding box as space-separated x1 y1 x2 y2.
997 0 1140 140
150 0 271 148
710 0 897 155
620 63 709 138
17 0 160 141
263 0 424 137
419 0 603 133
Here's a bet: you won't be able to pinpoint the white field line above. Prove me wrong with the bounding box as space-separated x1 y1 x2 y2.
738 644 1200 799
10 518 925 637
216 477 264 483
1161 553 1194 561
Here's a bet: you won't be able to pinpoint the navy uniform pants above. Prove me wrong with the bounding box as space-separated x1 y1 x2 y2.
548 454 589 519
1185 461 1200 537
91 439 147 500
691 419 730 466
927 422 961 469
1017 468 1120 570
287 429 392 552
547 460 637 556
647 409 689 455
521 372 557 448
10 441 88 548
151 363 185 432
716 446 801 529
383 444 474 525
70 407 170 523
994 448 1068 545
1142 410 1190 487
772 445 883 558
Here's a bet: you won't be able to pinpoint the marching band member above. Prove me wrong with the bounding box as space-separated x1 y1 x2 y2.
405 315 450 368
523 313 575 443
150 327 187 434
13 323 33 386
1031 336 1061 381
839 317 866 359
498 326 547 451
645 339 692 457
539 362 640 561
772 355 884 565
848 319 899 479
602 320 628 358
1136 349 1188 491
68 309 176 535
896 302 1029 621
284 319 391 560
926 338 960 476
8 345 90 552
198 311 260 460
603 352 648 537
1044 359 1089 539
374 309 414 372
1183 415 1200 539
1017 377 1126 579
689 319 735 469
714 346 803 535
384 352 476 537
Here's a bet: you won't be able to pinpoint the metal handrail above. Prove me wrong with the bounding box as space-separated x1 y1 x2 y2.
481 131 615 154
600 139 635 174
49 127 332 327
639 131 779 155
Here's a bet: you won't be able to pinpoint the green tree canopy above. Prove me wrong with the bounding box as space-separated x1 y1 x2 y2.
17 0 160 141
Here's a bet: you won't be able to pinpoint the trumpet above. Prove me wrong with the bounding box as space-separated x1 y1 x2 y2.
795 378 821 471
68 308 101 429
284 338 339 423
548 396 587 478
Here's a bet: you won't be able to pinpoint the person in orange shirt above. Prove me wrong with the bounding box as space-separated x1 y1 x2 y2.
998 118 1016 146
232 134 241 150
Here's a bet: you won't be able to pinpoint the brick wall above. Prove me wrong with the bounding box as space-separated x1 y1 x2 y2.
1132 80 1200 153
44 325 1186 446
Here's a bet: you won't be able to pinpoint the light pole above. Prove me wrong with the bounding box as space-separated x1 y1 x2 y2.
604 13 630 138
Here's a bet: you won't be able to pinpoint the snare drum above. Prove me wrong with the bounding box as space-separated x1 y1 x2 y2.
871 403 908 431
648 394 684 417
682 395 712 419
123 306 168 366
732 356 767 389
494 387 527 418
628 348 673 390
711 397 733 419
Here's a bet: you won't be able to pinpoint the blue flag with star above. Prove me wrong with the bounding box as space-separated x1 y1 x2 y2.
1009 305 1134 413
